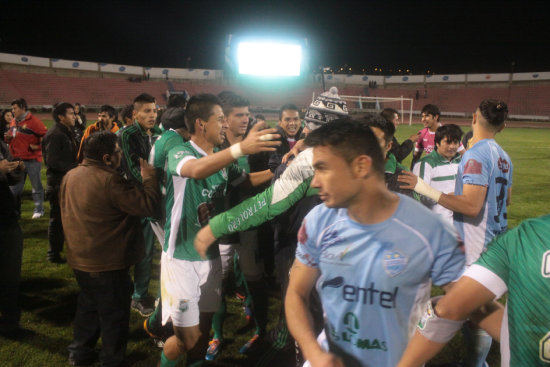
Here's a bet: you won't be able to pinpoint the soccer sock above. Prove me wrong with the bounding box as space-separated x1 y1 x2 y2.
159 350 181 367
210 296 226 340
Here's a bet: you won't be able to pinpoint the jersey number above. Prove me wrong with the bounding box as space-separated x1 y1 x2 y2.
542 251 550 278
541 331 550 362
493 177 508 223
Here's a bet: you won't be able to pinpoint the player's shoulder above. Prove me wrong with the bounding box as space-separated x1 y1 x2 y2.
168 140 196 159
394 194 456 238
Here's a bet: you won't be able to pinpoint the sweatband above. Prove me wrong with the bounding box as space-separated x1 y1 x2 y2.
230 143 243 159
259 133 274 141
417 296 465 343
414 177 442 202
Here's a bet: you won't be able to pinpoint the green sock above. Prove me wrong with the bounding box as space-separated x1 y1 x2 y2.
160 350 181 367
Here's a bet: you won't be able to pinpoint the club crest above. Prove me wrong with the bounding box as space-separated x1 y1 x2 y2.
383 250 408 277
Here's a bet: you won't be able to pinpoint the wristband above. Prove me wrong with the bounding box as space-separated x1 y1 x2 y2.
230 143 243 159
414 177 442 202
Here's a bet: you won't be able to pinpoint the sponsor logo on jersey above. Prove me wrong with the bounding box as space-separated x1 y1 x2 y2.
383 250 408 277
321 244 354 265
464 159 482 174
328 314 388 352
178 299 190 312
322 276 398 309
542 251 550 278
173 150 192 160
497 157 510 173
417 299 435 330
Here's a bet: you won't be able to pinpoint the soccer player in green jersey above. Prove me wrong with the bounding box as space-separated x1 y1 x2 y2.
159 94 280 367
397 214 550 367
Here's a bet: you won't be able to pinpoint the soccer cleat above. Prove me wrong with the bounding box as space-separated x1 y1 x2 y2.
131 298 154 317
243 305 253 323
239 333 260 354
205 338 222 360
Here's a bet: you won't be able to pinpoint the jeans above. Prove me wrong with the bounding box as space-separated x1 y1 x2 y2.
10 159 44 216
47 187 64 259
68 269 132 367
0 219 23 330
132 218 155 300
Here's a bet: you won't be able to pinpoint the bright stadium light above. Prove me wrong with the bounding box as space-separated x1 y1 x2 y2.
237 41 302 77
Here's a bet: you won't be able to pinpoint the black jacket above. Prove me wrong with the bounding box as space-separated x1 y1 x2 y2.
0 141 24 219
42 122 78 187
268 125 304 172
389 136 414 163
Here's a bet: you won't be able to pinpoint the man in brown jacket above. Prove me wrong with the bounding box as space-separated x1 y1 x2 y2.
60 131 160 367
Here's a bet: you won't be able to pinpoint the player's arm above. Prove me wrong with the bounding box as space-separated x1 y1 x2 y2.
245 169 273 187
180 125 280 179
396 276 498 367
286 259 344 367
506 186 512 206
398 170 486 218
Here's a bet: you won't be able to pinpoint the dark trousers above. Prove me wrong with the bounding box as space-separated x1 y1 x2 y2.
0 219 23 330
47 187 64 259
68 269 132 367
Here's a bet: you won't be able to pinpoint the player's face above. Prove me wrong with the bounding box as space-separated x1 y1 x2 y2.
391 113 399 126
203 105 227 145
11 104 25 119
59 108 76 128
436 138 459 160
421 112 438 130
279 110 300 138
226 106 250 137
98 112 114 130
3 111 13 123
311 145 361 208
134 102 157 131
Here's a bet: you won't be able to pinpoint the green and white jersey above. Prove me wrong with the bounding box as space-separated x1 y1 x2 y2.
412 150 461 223
164 140 246 261
209 147 317 238
463 215 550 366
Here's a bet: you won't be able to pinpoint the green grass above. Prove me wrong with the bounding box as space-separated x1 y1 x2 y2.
2 122 549 366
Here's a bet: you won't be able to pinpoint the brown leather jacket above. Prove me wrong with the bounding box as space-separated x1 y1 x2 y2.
60 159 160 272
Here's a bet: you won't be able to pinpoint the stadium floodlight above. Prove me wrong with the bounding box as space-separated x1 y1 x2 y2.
237 41 302 77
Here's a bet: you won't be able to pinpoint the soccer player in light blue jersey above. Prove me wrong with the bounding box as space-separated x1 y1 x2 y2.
285 119 465 367
399 99 512 367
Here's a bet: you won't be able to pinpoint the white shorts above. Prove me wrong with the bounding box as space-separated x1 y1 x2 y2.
160 252 222 327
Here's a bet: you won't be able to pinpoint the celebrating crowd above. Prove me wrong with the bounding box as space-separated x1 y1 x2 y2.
0 89 548 367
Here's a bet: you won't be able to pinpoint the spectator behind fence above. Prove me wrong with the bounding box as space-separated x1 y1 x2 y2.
60 131 160 366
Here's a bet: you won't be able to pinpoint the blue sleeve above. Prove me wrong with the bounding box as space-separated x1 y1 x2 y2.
461 149 489 187
295 209 322 268
429 222 465 286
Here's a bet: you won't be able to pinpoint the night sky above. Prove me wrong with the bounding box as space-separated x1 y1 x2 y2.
1 0 548 74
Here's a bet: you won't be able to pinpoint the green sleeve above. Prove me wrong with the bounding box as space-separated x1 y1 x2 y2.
210 176 313 237
475 229 511 284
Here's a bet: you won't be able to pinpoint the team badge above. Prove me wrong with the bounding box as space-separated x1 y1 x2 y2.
464 159 482 174
178 299 190 312
383 250 408 277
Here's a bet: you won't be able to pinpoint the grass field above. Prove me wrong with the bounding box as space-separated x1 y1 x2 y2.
1 121 549 366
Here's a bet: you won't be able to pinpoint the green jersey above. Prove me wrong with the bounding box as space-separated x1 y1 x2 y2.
464 215 550 366
165 140 245 261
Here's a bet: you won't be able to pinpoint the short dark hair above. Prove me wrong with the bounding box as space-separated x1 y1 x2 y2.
82 131 118 161
421 104 440 121
162 107 187 130
255 114 265 121
53 102 74 123
479 99 508 129
217 91 249 115
185 94 222 134
380 108 398 123
133 93 156 109
167 94 188 108
359 113 396 144
119 104 134 122
99 105 117 119
434 124 463 147
305 118 384 176
11 98 27 110
279 103 299 120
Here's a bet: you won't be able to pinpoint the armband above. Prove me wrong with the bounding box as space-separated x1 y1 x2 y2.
417 296 465 343
230 143 243 159
414 177 442 202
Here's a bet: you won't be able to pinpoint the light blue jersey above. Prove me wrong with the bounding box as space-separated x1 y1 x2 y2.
296 194 464 367
453 138 513 265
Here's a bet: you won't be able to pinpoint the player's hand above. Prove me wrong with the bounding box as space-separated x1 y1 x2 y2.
139 158 156 181
309 351 345 367
194 224 216 259
409 133 419 142
240 123 280 155
282 139 306 164
0 159 20 174
397 170 418 189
